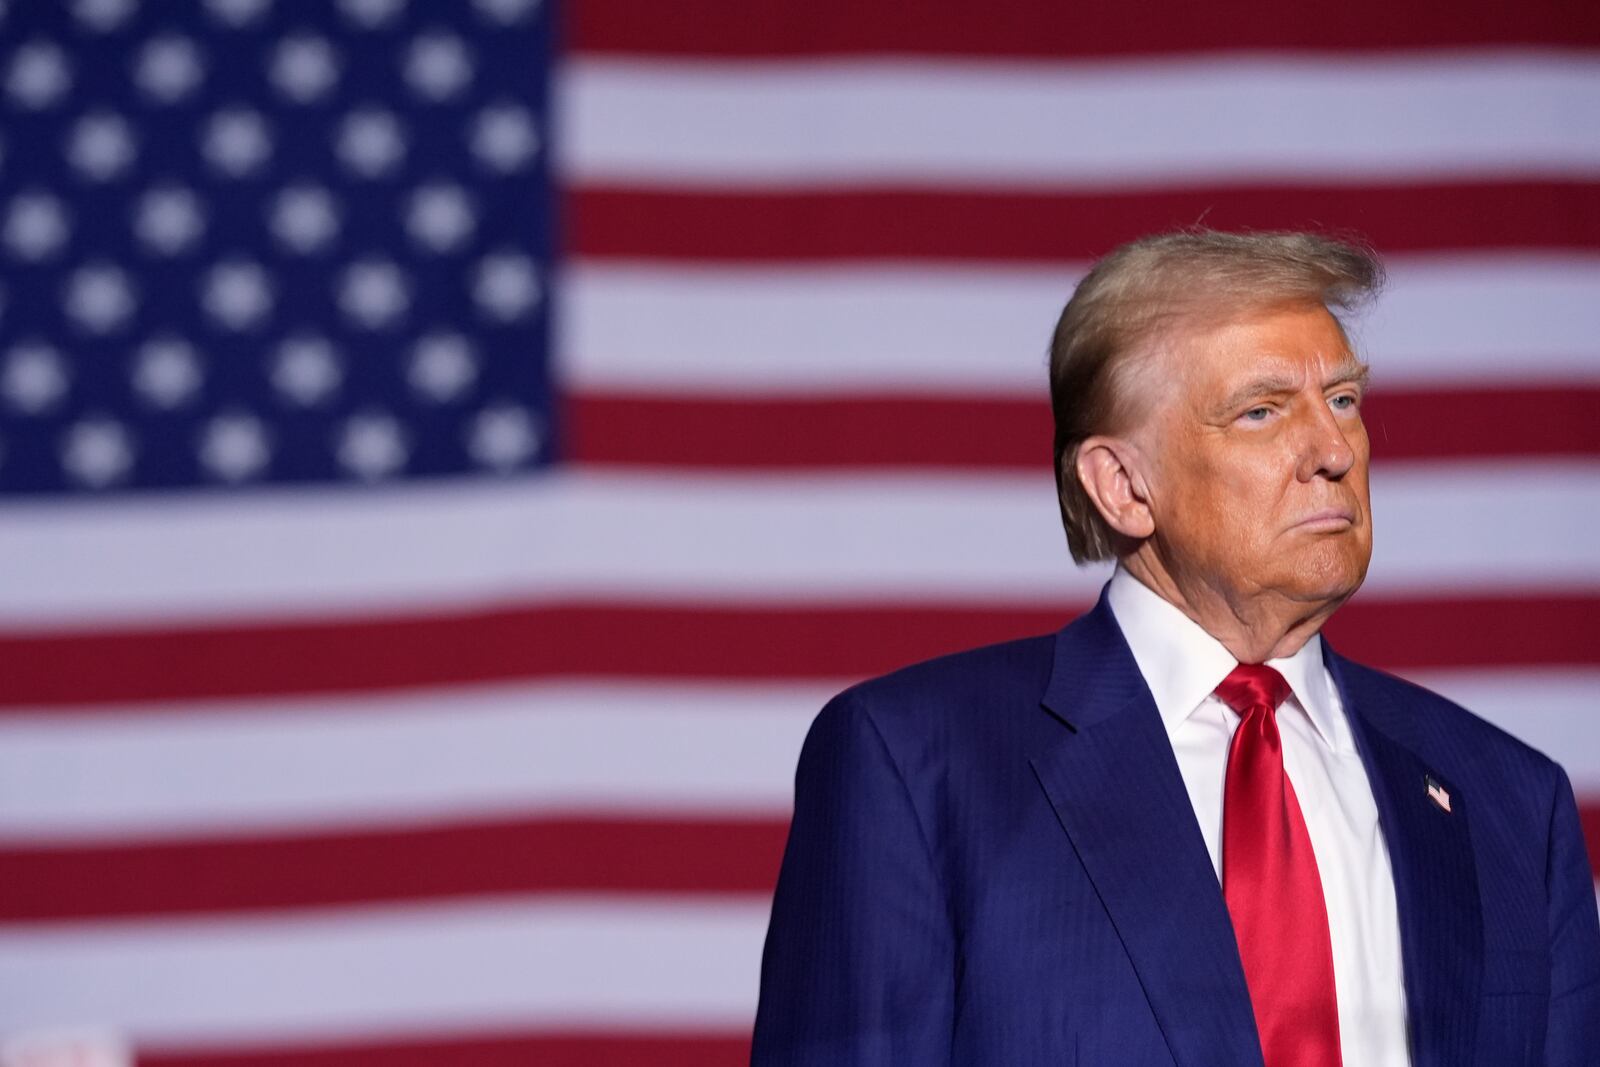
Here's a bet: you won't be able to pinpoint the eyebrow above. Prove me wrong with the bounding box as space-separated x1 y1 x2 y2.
1214 361 1370 415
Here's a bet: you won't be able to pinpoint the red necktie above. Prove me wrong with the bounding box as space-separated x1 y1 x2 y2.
1217 664 1342 1067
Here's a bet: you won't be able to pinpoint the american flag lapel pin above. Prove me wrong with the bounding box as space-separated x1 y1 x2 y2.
1425 774 1453 813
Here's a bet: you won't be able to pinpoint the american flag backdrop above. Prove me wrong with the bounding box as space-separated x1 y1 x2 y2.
0 1 1597 1064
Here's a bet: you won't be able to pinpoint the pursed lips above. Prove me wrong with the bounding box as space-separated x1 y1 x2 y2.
1290 507 1358 531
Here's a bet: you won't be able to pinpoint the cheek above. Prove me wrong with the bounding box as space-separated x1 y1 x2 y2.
1168 466 1276 556
1151 430 1291 544
1196 455 1283 521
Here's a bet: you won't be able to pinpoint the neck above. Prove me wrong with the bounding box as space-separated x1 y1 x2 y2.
1118 545 1345 663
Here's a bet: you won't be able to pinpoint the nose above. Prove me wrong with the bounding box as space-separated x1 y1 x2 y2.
1296 400 1357 482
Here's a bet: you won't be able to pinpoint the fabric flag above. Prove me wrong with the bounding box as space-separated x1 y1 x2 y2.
0 1 1596 1064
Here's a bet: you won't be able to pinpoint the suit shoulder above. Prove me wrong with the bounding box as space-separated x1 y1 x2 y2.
824 632 1057 738
798 632 1058 802
847 632 1055 705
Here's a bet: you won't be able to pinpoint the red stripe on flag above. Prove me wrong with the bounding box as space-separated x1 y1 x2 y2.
7 787 1599 925
569 392 1054 470
142 1033 749 1067
0 602 1061 707
1319 597 1599 671
1582 801 1600 880
567 387 1600 470
0 817 787 922
0 596 1596 708
571 0 1600 57
572 182 1600 262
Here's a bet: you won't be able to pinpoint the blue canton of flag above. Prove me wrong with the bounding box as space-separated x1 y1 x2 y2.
0 0 553 494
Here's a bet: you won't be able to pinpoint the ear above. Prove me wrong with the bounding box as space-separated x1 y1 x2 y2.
1074 435 1155 541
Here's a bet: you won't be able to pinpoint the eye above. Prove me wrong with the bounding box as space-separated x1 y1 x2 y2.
1241 406 1271 421
1328 393 1359 411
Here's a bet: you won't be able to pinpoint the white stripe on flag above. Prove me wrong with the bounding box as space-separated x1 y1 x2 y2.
563 257 1600 392
562 53 1600 186
0 681 822 842
0 898 765 1047
0 672 1596 843
0 463 1595 626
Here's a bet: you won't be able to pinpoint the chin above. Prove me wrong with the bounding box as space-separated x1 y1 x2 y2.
1279 544 1370 605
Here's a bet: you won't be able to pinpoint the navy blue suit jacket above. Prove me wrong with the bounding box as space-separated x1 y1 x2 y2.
752 593 1600 1065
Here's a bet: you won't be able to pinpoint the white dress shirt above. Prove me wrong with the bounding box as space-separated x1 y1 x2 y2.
1106 566 1411 1066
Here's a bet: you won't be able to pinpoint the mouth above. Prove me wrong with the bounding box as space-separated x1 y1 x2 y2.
1291 508 1357 532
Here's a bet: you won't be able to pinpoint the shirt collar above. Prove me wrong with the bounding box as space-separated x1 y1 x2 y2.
1105 566 1350 753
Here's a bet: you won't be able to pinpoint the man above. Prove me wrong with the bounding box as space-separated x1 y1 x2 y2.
751 231 1600 1066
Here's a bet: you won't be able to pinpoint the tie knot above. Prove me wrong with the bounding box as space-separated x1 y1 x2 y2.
1215 663 1291 717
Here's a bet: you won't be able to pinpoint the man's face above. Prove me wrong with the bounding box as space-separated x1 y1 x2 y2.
1138 302 1373 609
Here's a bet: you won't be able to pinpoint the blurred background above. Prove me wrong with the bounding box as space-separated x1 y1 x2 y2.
0 1 1596 1064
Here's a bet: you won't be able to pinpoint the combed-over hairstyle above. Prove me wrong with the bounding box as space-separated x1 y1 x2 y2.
1049 229 1383 563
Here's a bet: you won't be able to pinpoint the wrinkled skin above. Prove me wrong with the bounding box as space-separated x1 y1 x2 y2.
1078 302 1374 662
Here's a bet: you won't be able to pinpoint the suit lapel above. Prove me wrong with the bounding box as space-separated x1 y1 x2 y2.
1032 598 1263 1067
1327 649 1483 1067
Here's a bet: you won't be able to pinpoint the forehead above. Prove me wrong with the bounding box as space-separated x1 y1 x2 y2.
1167 303 1361 390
